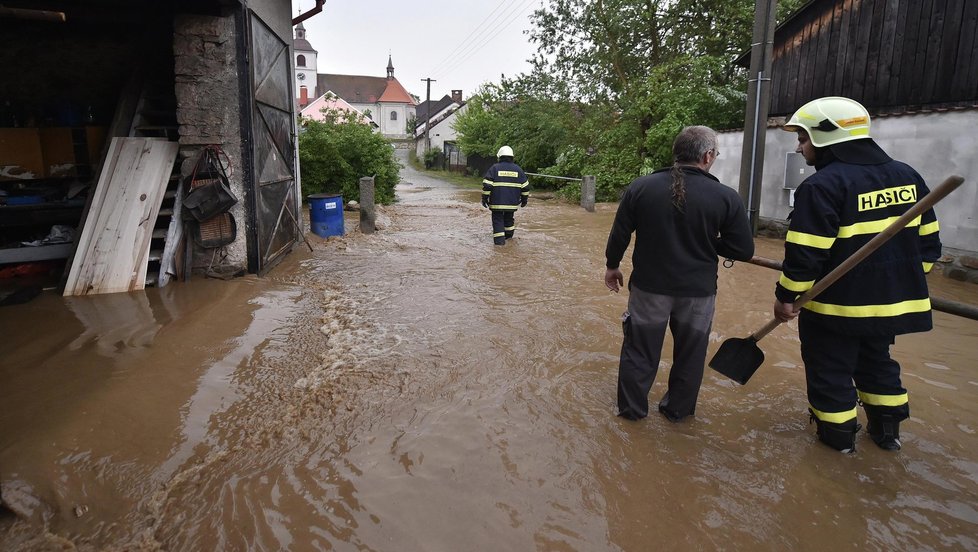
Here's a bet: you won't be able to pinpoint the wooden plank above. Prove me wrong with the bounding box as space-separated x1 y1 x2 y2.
0 243 72 264
957 0 978 98
63 138 179 296
811 6 833 100
886 0 911 106
849 0 873 101
863 0 887 105
898 0 925 104
826 0 845 97
158 177 185 287
936 0 966 102
921 0 947 102
836 0 855 97
796 17 814 103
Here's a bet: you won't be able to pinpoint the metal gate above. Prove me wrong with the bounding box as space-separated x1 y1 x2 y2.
248 10 299 274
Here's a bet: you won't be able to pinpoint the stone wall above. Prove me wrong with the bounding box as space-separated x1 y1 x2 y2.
172 14 247 274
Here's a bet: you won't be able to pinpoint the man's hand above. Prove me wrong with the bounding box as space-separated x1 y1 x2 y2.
520 196 528 207
774 300 798 323
605 268 623 293
481 195 489 208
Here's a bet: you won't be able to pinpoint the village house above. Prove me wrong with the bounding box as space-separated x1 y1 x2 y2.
293 24 416 139
415 91 468 171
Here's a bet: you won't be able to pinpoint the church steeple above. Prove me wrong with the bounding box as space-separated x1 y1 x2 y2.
387 55 395 80
296 21 306 40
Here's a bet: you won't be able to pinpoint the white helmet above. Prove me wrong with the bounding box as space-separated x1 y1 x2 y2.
497 145 514 158
782 96 871 147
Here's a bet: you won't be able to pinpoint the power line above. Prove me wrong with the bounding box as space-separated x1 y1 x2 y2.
431 0 517 73
435 0 539 82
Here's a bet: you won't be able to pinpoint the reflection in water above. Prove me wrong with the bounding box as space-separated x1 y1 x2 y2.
2 153 977 550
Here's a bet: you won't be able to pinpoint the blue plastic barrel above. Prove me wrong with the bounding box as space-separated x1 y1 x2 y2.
308 194 344 237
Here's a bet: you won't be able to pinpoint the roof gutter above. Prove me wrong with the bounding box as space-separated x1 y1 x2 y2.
292 0 323 25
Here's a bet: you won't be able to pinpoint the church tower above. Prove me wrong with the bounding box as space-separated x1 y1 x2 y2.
387 55 395 80
293 22 318 108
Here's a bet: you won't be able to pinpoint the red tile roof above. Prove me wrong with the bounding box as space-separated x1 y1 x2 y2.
316 74 415 105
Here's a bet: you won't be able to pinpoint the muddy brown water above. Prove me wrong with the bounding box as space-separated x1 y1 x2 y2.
2 155 977 551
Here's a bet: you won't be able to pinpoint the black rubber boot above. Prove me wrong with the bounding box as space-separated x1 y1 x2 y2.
863 404 909 451
810 410 859 453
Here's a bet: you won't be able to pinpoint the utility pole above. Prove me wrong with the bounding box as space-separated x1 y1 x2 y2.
421 77 436 153
739 0 778 235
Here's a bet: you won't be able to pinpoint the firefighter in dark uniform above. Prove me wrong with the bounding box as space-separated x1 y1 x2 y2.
481 146 529 245
774 96 942 453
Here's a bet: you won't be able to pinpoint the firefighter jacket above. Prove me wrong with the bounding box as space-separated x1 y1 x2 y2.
483 161 528 210
775 155 941 336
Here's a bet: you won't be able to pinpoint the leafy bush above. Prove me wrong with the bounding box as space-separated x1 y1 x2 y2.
298 110 400 204
422 146 442 168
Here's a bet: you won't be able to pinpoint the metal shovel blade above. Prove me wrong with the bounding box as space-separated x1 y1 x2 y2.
709 336 766 385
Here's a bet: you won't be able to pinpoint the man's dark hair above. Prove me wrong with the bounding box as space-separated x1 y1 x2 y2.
670 126 718 212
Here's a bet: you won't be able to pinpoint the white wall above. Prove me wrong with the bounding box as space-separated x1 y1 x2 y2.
711 110 978 254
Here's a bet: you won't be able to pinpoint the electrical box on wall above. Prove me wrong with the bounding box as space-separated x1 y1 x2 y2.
784 152 815 189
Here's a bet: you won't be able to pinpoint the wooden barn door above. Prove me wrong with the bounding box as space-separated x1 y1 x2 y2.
248 10 299 274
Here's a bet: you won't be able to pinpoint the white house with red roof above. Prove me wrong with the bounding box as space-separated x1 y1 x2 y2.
293 25 416 139
299 92 375 128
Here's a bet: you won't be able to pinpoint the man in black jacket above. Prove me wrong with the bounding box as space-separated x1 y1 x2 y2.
774 97 941 453
605 126 755 422
482 146 529 245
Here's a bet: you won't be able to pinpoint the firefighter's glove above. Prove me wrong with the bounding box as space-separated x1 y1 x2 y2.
520 197 528 207
481 196 489 208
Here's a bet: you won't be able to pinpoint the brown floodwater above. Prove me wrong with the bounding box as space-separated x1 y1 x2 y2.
2 154 977 551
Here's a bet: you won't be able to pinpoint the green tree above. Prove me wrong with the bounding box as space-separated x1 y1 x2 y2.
453 0 809 200
298 104 400 204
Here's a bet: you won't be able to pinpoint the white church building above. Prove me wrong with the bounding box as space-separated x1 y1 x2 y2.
293 23 416 139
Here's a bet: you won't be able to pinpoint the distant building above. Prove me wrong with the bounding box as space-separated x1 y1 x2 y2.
293 25 416 138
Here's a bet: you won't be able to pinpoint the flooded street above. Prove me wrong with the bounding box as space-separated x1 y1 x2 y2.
2 152 978 551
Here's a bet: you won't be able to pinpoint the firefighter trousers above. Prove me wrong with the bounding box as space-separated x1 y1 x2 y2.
799 313 909 424
616 288 715 421
490 209 516 245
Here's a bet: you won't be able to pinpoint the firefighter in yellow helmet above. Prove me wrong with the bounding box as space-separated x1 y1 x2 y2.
481 146 529 245
775 97 942 453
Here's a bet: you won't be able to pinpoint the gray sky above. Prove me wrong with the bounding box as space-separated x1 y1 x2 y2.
292 0 540 102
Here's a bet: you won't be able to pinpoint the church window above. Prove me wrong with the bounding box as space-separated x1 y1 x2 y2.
297 55 306 67
390 111 398 121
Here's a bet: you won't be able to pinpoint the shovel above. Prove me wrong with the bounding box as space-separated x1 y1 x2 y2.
709 174 965 385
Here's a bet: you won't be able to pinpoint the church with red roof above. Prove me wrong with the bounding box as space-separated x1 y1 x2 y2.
293 23 417 139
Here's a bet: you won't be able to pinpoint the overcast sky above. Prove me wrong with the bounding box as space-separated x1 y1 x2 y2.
292 0 541 102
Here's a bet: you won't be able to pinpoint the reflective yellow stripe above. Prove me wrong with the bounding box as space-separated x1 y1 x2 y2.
504 225 515 231
521 183 529 189
810 406 857 424
521 191 529 195
779 273 813 293
489 205 518 210
492 182 526 188
922 262 933 273
493 232 505 237
849 128 869 137
837 215 921 238
857 390 909 407
804 298 931 317
786 230 835 249
919 220 940 235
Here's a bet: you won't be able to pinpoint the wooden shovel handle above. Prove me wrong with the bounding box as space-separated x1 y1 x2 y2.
752 174 965 341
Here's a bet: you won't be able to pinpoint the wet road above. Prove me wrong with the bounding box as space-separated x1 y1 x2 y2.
2 151 978 550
